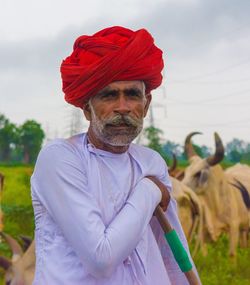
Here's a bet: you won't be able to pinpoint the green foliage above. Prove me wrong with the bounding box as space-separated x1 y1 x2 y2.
19 120 45 164
193 235 250 285
2 205 34 237
0 114 19 162
225 138 250 163
0 166 33 206
0 114 45 164
143 126 169 162
144 126 163 151
0 165 34 236
163 141 183 158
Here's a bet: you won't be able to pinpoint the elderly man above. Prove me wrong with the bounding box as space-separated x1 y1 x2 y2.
31 26 199 285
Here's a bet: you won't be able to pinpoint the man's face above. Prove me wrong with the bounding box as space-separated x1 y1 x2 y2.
84 81 151 147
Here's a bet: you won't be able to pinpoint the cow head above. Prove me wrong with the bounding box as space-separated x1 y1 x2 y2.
182 132 224 194
0 233 35 285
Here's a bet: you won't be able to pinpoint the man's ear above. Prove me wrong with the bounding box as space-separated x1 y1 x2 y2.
143 93 152 117
83 102 91 121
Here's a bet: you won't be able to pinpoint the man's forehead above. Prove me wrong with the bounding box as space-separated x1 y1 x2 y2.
84 80 146 106
99 81 145 92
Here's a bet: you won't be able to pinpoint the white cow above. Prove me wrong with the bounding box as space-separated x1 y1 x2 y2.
182 132 250 257
0 233 35 285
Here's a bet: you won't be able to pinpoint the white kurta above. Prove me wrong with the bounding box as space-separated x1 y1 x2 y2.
31 133 196 285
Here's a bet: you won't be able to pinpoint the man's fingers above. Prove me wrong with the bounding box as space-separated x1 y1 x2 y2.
146 175 171 212
160 202 167 212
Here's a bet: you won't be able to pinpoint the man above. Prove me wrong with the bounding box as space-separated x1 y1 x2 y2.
31 26 199 284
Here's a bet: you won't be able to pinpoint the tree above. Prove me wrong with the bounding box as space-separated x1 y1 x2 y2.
225 138 246 162
0 114 18 161
19 120 45 164
162 141 183 159
144 126 162 151
143 126 168 162
241 143 250 163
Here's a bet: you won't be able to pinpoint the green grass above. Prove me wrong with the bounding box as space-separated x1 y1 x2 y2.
0 165 34 240
0 166 250 284
193 235 250 285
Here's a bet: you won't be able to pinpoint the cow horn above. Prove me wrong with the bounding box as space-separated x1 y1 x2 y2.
0 256 11 270
169 152 177 172
19 235 33 251
206 132 224 166
184 132 202 159
1 232 23 259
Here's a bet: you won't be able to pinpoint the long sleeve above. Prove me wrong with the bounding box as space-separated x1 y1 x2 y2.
31 142 161 278
150 155 201 285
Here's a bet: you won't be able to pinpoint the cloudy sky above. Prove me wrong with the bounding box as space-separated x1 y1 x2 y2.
1 0 250 148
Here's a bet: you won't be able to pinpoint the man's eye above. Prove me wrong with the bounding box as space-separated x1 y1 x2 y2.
127 90 141 98
101 92 117 99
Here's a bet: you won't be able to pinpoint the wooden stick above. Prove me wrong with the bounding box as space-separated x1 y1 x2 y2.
154 206 201 285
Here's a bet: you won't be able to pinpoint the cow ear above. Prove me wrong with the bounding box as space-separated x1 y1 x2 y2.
179 195 190 207
0 256 11 270
175 170 184 181
198 169 209 187
19 235 33 252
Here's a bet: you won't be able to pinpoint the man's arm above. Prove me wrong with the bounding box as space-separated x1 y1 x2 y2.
31 142 162 278
148 164 201 285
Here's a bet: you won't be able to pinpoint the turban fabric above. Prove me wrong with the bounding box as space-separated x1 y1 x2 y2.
60 26 164 108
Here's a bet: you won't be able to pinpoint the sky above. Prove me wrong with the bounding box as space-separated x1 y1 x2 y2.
1 0 250 149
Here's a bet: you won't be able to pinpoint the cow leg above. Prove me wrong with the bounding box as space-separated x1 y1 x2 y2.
201 243 207 256
229 222 239 258
239 229 248 248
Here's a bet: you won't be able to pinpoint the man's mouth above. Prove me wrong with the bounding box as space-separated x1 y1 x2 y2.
106 123 131 128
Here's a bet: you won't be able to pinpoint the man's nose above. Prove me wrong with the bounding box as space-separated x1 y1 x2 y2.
113 96 131 114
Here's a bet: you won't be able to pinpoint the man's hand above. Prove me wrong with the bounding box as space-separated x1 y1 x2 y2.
146 176 171 212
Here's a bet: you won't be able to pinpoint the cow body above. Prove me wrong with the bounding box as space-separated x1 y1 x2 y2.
225 163 250 196
171 176 204 255
182 133 250 257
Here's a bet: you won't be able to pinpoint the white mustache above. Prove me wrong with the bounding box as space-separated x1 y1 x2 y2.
104 114 142 127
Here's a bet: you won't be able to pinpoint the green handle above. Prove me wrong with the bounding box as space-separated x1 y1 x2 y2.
164 229 193 272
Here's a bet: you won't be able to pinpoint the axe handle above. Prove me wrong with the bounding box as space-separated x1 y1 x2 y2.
154 206 201 285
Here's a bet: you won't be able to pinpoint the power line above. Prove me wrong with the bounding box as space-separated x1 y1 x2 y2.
168 77 250 86
160 124 250 130
169 57 250 82
168 100 250 107
167 88 250 104
160 117 250 128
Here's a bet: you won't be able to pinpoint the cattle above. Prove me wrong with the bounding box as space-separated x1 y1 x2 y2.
225 163 250 197
0 172 4 191
170 176 204 256
0 232 35 285
168 154 185 180
225 164 250 246
0 172 4 232
182 132 250 257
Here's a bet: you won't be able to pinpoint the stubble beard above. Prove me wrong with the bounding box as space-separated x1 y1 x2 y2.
89 105 144 146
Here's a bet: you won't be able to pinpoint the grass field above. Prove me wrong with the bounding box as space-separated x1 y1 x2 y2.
0 165 249 284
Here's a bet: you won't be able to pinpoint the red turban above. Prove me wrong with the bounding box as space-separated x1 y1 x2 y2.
60 26 164 108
